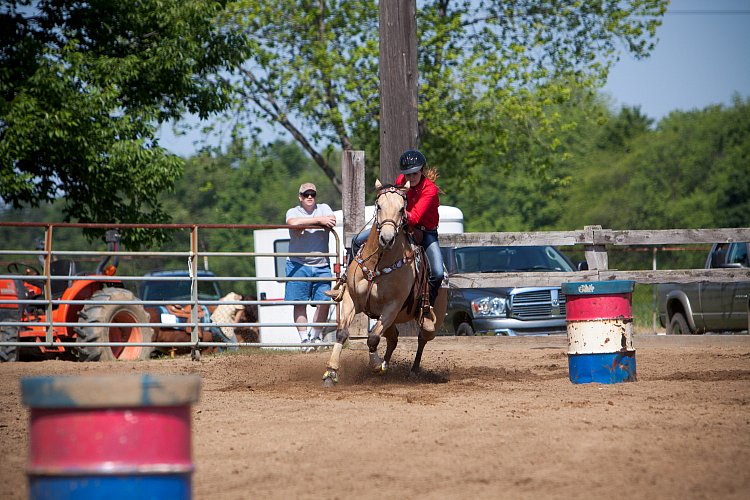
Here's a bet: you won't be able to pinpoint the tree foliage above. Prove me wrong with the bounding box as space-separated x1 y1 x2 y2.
3 97 748 286
560 96 750 232
0 0 249 246
221 0 666 195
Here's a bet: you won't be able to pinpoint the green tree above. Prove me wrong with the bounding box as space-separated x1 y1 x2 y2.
561 97 750 232
221 0 666 195
0 0 249 247
149 139 341 295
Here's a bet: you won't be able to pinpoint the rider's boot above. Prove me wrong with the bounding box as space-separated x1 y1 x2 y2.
420 283 439 333
324 251 354 301
324 276 346 300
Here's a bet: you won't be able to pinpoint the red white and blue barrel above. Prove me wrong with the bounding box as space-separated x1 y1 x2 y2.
561 280 636 384
21 374 201 500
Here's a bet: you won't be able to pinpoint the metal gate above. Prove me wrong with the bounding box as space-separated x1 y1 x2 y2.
0 222 341 360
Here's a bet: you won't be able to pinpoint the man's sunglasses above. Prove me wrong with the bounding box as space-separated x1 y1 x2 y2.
300 191 317 198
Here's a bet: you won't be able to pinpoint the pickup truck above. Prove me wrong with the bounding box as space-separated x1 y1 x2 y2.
138 270 228 352
439 245 578 336
657 242 749 334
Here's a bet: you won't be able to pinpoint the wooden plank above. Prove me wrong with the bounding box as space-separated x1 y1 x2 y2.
449 271 598 288
440 231 586 247
440 228 749 248
448 268 750 288
594 228 750 245
590 268 750 284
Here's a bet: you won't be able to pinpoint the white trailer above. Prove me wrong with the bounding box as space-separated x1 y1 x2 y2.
253 205 464 344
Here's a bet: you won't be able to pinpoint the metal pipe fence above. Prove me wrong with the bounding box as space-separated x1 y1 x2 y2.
0 222 342 356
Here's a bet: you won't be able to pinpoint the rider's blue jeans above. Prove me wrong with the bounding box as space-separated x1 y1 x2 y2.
351 227 444 304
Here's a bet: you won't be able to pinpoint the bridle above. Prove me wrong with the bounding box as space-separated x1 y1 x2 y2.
374 185 407 237
353 184 411 286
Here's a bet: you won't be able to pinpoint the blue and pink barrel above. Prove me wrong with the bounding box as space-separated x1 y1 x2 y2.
561 280 637 384
21 374 201 500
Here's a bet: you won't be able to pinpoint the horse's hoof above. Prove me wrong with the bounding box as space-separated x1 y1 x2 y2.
409 369 420 379
322 369 339 387
368 352 383 370
375 361 388 375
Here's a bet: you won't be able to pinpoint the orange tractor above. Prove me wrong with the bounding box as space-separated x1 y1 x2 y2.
0 230 153 362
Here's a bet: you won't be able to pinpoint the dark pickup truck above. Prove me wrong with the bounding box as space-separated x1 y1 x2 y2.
439 245 578 336
657 242 749 334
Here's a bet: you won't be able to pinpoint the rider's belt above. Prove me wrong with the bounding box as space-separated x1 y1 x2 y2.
417 225 437 232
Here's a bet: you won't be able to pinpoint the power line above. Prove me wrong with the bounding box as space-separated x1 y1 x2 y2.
668 10 750 15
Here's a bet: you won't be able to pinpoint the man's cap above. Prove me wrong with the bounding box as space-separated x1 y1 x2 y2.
299 182 317 194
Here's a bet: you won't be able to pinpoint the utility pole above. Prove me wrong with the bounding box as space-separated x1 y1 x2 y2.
379 0 418 183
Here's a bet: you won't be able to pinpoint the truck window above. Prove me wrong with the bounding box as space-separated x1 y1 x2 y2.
452 246 574 273
141 280 222 301
710 243 730 268
727 243 748 267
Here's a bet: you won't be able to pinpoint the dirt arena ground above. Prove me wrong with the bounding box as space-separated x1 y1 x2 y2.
1 334 748 500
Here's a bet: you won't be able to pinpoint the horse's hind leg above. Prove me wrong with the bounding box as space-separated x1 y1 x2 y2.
410 336 427 376
411 324 436 376
323 292 356 387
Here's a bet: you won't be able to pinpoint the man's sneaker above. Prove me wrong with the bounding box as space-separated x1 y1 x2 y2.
300 338 315 353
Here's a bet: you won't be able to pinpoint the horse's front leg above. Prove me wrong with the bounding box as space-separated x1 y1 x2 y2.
323 291 356 387
379 325 399 374
367 305 401 373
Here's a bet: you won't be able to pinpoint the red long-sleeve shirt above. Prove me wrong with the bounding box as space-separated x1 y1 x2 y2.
395 174 440 230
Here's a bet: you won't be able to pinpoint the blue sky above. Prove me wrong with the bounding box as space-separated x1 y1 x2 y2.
158 0 750 157
602 0 750 121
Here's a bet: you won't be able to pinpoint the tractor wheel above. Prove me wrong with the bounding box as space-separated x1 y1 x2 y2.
0 324 19 362
74 287 154 361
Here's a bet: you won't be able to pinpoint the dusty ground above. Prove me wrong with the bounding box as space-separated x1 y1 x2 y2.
1 334 749 500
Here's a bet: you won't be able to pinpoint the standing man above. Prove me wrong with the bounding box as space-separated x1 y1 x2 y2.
285 182 336 350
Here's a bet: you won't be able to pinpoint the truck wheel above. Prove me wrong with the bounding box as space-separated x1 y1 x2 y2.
74 288 154 361
0 325 19 362
668 312 691 335
456 322 475 336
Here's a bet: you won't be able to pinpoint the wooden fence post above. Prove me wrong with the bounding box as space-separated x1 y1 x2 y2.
341 151 366 250
341 150 369 338
379 0 418 183
584 225 609 270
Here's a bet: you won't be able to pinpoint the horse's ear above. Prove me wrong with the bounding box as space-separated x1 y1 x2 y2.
403 181 410 190
375 179 382 189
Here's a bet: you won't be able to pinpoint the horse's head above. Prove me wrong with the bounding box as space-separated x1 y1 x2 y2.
374 179 409 250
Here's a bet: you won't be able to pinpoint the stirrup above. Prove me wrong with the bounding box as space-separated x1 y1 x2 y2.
421 306 436 332
324 277 346 301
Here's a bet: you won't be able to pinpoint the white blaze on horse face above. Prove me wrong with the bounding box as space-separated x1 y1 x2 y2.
376 187 405 250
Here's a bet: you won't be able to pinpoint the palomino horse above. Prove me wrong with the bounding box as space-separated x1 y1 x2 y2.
322 180 447 387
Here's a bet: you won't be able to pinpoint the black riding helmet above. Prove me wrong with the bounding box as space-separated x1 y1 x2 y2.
399 150 426 175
